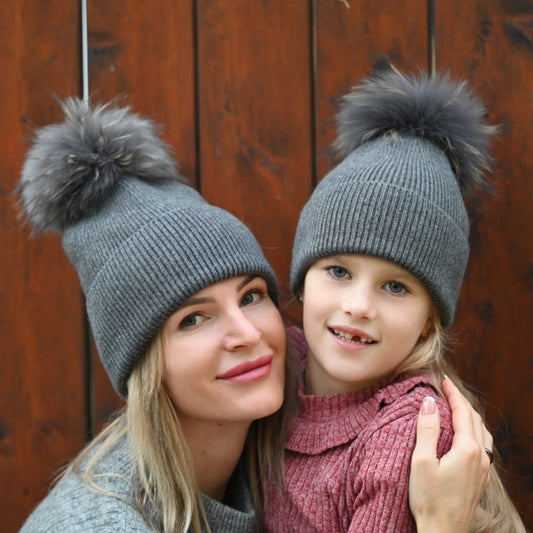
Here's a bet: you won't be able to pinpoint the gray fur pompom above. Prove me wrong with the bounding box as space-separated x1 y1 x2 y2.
335 64 498 196
17 98 184 232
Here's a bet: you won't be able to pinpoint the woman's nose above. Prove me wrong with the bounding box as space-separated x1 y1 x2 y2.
223 309 262 350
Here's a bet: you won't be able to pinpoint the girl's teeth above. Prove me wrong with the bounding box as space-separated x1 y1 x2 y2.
333 329 373 344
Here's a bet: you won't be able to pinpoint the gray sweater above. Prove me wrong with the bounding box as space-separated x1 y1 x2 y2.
19 436 257 532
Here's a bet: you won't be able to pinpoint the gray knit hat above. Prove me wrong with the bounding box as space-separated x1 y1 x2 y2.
17 98 278 398
291 66 496 327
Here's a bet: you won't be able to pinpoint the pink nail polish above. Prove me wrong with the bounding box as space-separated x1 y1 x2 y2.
421 396 436 415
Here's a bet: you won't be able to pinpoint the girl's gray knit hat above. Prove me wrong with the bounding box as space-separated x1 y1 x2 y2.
17 98 278 398
291 66 497 327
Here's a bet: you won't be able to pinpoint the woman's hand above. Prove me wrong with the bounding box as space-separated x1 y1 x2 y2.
409 377 492 533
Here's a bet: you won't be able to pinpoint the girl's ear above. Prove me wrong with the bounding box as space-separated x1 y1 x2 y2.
421 317 432 337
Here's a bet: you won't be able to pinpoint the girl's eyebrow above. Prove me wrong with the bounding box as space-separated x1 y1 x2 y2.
177 276 259 311
385 266 416 279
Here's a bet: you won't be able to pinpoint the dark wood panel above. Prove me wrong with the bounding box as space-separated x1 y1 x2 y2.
314 0 430 178
435 1 533 528
0 2 86 531
196 0 314 321
87 0 197 429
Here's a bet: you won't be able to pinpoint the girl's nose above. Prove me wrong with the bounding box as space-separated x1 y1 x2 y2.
223 309 262 351
341 283 378 321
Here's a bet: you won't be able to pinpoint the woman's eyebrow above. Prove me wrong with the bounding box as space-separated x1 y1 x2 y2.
177 296 214 310
176 276 259 311
237 275 258 292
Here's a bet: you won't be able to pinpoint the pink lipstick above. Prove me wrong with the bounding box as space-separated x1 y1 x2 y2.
217 354 273 383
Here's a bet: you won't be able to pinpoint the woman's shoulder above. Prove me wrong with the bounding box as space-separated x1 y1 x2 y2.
19 473 147 532
19 435 150 532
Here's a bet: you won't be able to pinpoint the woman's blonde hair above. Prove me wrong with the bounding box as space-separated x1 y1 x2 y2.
63 324 299 533
396 313 526 533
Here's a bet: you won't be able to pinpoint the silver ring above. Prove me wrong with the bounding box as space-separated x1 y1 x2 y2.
484 447 494 465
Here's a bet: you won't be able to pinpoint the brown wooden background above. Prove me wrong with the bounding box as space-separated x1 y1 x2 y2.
1 1 532 531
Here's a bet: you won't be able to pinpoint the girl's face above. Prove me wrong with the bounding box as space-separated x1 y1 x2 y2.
302 254 432 395
162 275 286 428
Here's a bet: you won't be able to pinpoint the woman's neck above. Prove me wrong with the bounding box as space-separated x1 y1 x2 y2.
180 418 251 500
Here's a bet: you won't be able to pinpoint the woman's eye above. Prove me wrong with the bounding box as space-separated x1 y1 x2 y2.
385 281 407 295
241 289 263 307
179 313 204 328
327 266 350 279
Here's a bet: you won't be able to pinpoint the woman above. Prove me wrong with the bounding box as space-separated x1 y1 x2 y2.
16 98 491 532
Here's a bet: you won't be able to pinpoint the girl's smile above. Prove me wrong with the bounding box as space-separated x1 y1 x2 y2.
329 325 376 346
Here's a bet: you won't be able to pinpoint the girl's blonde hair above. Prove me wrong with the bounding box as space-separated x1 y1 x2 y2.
396 313 526 533
63 325 299 533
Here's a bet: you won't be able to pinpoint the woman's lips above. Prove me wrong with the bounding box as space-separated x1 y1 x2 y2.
217 354 273 383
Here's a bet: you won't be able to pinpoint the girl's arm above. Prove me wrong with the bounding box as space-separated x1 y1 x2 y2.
409 377 492 533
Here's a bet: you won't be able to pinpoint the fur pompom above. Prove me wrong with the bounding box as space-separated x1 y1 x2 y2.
17 97 184 232
335 64 498 196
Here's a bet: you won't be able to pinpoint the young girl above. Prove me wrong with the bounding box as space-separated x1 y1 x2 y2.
263 66 526 532
16 97 494 533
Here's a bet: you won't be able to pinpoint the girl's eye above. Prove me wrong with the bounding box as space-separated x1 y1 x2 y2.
179 313 204 329
385 280 407 295
241 289 263 307
327 266 350 279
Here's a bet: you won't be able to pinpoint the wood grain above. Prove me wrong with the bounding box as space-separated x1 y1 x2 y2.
435 0 533 525
196 0 314 320
0 2 86 530
314 0 430 178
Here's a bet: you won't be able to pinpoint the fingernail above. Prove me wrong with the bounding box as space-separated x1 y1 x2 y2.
443 374 449 380
421 396 436 415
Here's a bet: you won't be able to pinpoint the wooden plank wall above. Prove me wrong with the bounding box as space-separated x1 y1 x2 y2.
1 1 531 531
0 2 88 531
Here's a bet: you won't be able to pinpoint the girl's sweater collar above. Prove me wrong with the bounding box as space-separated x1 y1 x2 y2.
286 374 433 454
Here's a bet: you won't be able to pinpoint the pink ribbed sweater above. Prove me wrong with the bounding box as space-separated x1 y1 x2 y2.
263 328 453 533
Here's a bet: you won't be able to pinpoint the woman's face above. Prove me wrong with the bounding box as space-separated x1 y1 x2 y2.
162 275 286 428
